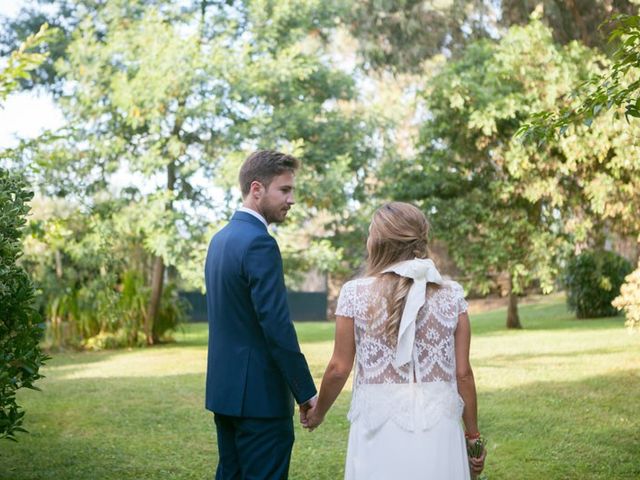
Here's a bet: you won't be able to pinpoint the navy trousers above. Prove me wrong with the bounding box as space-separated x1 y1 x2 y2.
214 414 295 480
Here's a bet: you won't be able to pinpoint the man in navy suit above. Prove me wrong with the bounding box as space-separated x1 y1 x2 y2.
205 150 318 479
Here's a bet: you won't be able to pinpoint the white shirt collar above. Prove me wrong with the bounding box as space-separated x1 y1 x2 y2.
238 206 268 228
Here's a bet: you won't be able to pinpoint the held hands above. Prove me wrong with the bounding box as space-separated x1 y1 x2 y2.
299 396 324 431
302 405 324 431
298 396 316 428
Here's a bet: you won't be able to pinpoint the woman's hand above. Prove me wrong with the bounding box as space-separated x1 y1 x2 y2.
467 438 486 476
303 405 325 432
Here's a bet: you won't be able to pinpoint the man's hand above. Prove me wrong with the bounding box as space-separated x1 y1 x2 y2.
303 405 324 432
299 395 317 429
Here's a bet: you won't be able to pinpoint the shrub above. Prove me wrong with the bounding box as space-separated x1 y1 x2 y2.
153 282 190 342
0 169 49 441
80 272 188 350
613 261 640 330
565 250 633 319
23 200 189 349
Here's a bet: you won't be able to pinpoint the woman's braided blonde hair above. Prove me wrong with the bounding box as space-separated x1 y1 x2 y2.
365 202 431 339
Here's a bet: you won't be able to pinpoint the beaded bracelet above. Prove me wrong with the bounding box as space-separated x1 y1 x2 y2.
465 431 481 440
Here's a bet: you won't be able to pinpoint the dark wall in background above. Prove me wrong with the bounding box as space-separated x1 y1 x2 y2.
286 291 327 322
179 291 209 322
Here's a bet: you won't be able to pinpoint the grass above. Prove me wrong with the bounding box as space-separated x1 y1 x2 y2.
2 296 639 479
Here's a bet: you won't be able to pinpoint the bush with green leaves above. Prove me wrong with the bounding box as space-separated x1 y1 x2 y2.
0 169 49 441
23 199 189 350
565 250 633 319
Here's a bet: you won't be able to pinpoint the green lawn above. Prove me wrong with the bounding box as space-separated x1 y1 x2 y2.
2 296 639 479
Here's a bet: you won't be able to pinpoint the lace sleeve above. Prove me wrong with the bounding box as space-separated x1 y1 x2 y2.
454 282 468 316
335 281 355 318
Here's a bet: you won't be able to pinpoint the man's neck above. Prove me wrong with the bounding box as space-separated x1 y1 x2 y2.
239 205 268 228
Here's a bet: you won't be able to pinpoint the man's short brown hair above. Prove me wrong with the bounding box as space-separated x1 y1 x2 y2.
239 150 300 197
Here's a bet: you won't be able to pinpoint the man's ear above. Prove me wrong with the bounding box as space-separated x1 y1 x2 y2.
249 180 264 199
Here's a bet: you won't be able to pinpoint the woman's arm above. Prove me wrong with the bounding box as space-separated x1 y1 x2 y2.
454 311 479 435
303 314 355 430
455 311 486 475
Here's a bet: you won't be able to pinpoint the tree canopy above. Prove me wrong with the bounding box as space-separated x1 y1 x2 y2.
347 0 637 72
382 17 624 327
3 0 378 345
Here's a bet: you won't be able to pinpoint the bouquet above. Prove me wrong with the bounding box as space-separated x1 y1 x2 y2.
466 435 488 480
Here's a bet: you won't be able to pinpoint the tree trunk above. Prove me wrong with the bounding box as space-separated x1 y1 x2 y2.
564 0 590 45
146 255 165 345
55 249 63 278
506 274 522 329
199 0 207 41
145 160 176 345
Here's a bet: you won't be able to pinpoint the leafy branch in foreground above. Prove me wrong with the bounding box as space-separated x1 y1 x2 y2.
517 14 640 143
0 23 57 101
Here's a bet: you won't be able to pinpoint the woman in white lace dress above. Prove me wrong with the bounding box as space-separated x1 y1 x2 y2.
303 202 486 479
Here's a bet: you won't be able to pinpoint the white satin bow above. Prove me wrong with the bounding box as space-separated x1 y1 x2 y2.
382 258 443 368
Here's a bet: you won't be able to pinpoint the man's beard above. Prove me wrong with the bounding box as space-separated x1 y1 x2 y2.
263 203 288 224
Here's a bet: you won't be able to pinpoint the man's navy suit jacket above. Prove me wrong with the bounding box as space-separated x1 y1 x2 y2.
204 211 317 418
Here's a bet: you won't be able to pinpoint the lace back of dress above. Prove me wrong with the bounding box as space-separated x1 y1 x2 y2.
336 275 468 432
349 276 461 386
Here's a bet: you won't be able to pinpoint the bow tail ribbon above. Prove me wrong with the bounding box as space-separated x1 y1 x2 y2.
392 279 427 368
382 258 444 369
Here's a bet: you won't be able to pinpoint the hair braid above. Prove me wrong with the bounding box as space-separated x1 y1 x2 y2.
385 275 413 340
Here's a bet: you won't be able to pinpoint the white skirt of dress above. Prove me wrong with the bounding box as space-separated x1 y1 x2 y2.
344 384 471 480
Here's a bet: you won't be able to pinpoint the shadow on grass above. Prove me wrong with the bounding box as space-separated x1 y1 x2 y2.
3 364 638 480
301 370 640 480
3 371 345 480
480 371 640 480
1 373 215 480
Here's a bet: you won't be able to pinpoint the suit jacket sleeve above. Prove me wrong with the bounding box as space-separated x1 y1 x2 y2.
243 234 317 404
